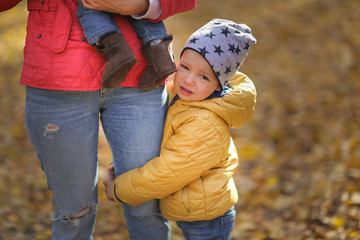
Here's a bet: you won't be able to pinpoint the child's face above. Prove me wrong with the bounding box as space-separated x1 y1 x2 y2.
173 49 221 102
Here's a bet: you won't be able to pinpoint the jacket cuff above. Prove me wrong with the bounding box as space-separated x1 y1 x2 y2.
113 183 124 204
132 0 162 20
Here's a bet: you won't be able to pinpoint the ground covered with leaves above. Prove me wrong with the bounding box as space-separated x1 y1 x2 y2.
1 0 359 239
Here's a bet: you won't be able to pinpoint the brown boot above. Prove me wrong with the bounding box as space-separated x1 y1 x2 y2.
138 36 177 90
97 33 137 88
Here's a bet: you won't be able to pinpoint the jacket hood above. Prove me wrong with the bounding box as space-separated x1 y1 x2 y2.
169 72 256 128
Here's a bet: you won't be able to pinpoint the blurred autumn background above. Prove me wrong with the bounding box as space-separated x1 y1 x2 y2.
1 0 360 239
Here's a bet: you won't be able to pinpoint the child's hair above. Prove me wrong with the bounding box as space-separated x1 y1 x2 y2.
181 19 256 89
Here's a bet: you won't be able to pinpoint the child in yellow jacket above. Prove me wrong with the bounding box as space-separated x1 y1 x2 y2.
104 18 257 239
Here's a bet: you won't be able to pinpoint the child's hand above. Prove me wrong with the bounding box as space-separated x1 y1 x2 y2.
103 163 116 202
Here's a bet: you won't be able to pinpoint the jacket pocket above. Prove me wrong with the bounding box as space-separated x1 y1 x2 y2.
50 1 72 53
28 0 49 11
180 187 191 213
28 0 72 53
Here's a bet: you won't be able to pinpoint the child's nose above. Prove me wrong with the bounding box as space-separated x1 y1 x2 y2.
184 74 195 86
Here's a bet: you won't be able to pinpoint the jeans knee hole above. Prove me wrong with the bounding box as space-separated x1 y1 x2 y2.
54 204 96 226
43 123 60 139
69 206 91 220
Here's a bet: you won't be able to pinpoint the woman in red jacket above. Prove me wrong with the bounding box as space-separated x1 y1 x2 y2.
0 0 198 239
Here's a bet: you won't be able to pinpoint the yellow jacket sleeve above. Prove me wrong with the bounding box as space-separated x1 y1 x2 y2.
113 116 225 206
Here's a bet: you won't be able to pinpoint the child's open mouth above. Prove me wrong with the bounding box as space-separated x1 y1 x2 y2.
180 86 193 95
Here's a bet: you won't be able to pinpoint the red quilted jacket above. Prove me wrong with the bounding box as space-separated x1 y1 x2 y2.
0 0 198 91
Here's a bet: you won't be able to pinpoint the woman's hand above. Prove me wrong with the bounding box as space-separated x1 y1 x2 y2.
103 163 116 202
80 0 149 15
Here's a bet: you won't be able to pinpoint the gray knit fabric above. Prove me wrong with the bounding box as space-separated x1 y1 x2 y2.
182 19 256 88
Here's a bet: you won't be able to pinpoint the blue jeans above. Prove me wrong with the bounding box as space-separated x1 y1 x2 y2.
25 86 170 240
77 1 167 46
176 207 236 240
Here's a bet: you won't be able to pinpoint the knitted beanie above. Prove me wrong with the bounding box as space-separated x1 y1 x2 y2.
182 18 256 89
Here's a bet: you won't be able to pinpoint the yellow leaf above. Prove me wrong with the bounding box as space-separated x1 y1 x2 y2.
330 216 346 228
266 175 279 188
237 143 262 161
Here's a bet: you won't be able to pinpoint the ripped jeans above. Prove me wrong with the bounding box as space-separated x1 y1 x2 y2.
25 86 170 240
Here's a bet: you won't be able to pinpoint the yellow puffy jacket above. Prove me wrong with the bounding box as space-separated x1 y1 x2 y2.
113 72 256 221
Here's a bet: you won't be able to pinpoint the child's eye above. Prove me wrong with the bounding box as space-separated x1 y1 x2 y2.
200 75 209 81
180 64 189 70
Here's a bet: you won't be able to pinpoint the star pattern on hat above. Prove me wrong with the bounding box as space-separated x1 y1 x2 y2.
205 32 216 39
228 43 236 53
243 40 251 50
234 46 242 55
220 27 231 37
189 37 199 44
213 45 224 56
224 66 232 75
198 47 209 57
